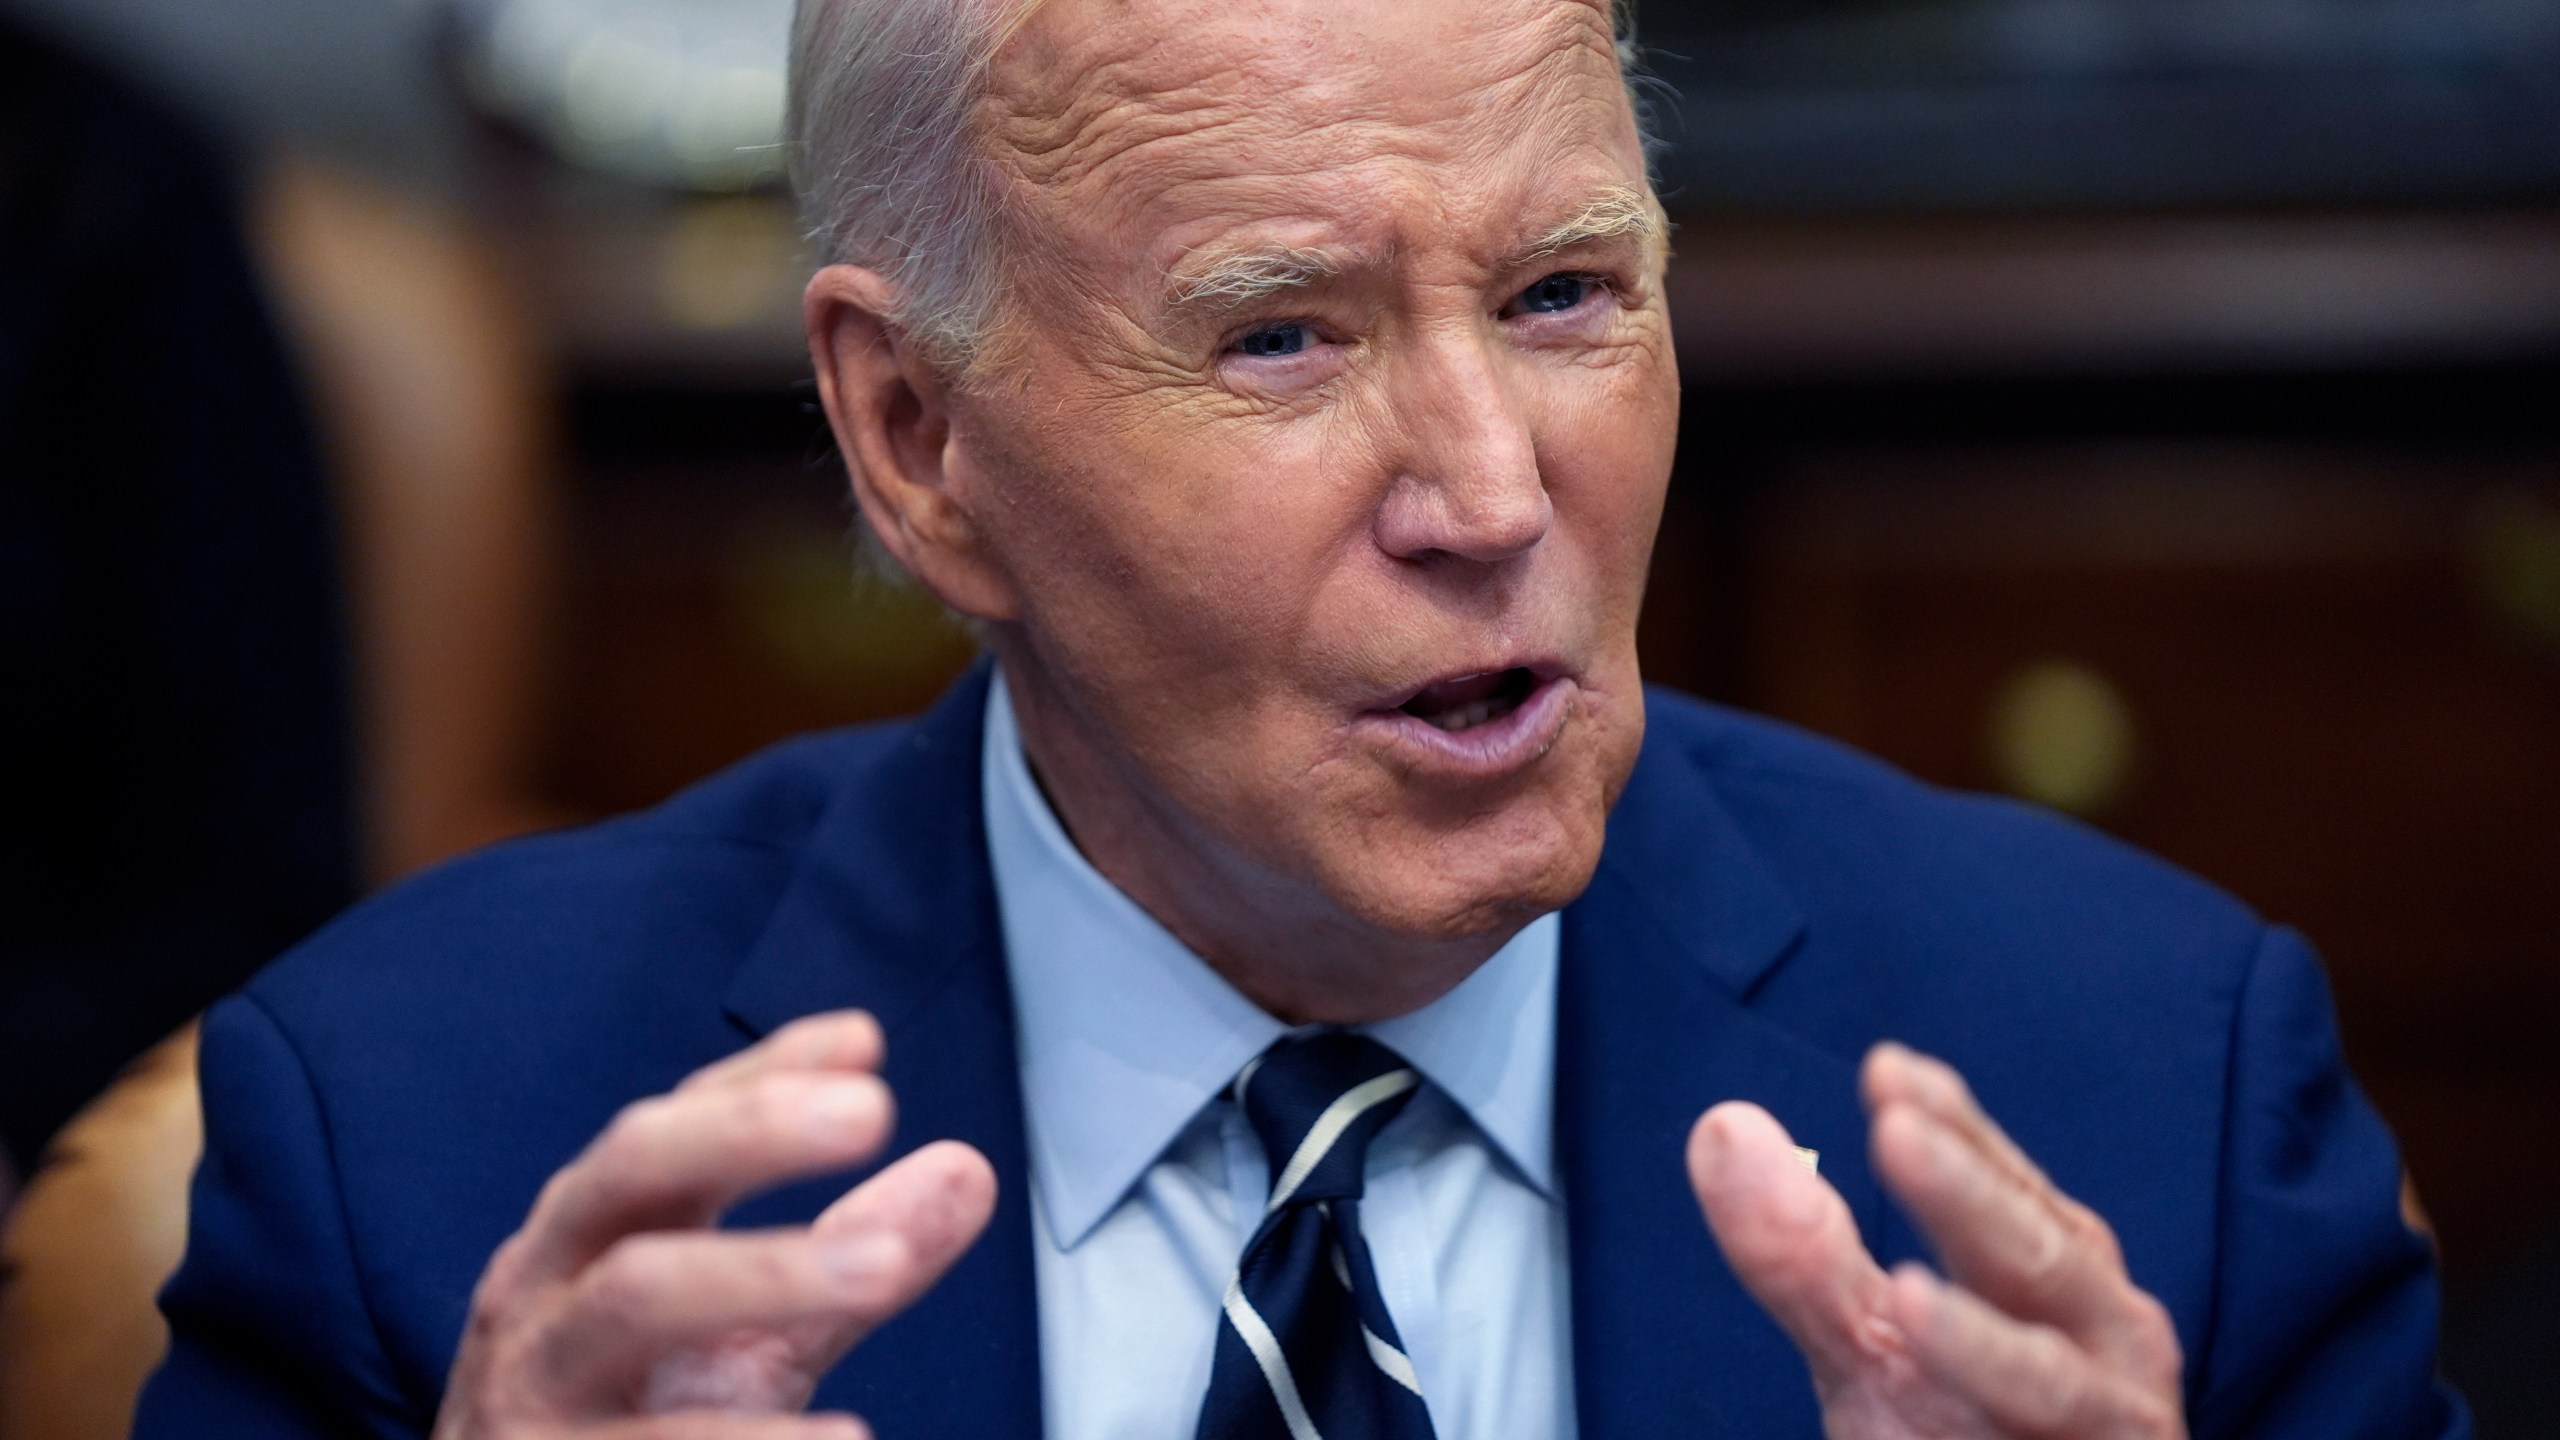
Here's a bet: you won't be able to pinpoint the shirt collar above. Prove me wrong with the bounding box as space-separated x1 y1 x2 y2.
981 671 1560 1251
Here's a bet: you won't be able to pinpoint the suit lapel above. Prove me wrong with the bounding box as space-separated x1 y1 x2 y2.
1559 712 1888 1437
720 663 1045 1437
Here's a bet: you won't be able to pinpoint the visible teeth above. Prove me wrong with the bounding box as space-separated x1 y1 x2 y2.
1428 699 1500 732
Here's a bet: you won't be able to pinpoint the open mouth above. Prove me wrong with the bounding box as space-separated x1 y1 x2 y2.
1397 667 1543 732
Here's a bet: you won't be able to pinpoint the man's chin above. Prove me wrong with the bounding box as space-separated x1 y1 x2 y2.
1312 701 1638 943
1319 812 1608 945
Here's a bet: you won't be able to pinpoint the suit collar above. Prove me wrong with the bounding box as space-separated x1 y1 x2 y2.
1584 710 1810 1003
723 659 1004 1042
1557 701 1884 1437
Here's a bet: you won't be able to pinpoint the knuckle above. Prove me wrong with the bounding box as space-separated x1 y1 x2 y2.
599 1095 677 1158
466 1236 550 1335
477 1315 558 1396
2018 1203 2117 1304
475 1235 535 1303
2066 1203 2125 1266
582 1236 675 1316
455 1296 517 1359
2122 1389 2183 1438
2023 1343 2089 1427
526 1168 580 1223
725 1236 810 1304
466 1285 527 1342
2018 1217 2071 1289
2123 1293 2185 1386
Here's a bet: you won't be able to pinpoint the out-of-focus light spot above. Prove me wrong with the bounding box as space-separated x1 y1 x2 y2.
561 31 669 153
723 524 977 695
466 0 795 193
1989 659 2138 818
672 67 788 190
2470 491 2560 654
656 196 802 332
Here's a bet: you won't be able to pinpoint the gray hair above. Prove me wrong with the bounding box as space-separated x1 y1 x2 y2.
786 0 1650 377
786 0 1035 373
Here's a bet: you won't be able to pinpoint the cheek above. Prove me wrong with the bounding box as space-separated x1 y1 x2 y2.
985 397 1373 693
1539 356 1677 590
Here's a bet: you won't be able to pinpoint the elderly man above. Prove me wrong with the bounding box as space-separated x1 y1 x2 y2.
136 1 2460 1437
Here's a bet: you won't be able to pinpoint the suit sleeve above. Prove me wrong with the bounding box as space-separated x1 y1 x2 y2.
2187 926 2470 1439
134 994 430 1439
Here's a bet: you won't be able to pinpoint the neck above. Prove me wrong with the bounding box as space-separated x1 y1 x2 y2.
991 647 1510 1026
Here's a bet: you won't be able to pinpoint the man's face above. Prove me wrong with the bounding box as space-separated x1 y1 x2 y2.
950 0 1676 943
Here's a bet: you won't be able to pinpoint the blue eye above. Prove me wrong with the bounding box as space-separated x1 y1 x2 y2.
1515 273 1590 315
1234 324 1311 357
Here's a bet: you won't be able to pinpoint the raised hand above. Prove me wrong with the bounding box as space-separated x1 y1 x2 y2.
1688 1043 2184 1440
433 1011 997 1439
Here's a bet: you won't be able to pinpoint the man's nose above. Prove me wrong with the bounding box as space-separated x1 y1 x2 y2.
1371 333 1552 566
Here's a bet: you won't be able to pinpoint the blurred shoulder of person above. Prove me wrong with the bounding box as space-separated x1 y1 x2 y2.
0 16 358 1174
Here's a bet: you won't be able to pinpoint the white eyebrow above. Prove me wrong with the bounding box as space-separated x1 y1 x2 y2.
1165 243 1342 315
1517 184 1664 264
1159 184 1659 318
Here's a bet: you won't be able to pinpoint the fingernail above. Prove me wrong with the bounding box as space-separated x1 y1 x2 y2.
825 1231 906 1285
804 1079 881 1137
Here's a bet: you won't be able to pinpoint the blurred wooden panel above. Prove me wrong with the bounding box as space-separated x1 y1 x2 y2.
1666 213 2560 384
541 416 975 817
1743 444 2560 1270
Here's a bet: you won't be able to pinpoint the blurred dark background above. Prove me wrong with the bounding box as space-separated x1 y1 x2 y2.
0 0 2553 1429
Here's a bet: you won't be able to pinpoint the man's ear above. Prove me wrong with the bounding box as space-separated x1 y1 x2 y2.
804 264 1019 621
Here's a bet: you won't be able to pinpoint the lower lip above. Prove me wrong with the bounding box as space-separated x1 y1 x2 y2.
1353 673 1577 782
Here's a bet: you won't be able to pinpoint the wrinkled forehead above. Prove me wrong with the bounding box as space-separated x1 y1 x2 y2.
979 0 1639 270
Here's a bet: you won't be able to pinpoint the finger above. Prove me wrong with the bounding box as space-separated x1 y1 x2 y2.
1688 1102 1901 1383
1870 1100 2105 1320
1871 1100 2175 1376
585 1414 871 1440
528 1228 918 1401
678 1012 886 1095
509 1070 896 1287
1864 1046 2164 1361
1890 1264 2181 1440
1862 1043 2046 1193
795 1141 1000 1372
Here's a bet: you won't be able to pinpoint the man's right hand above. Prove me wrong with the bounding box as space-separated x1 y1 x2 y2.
432 1011 997 1439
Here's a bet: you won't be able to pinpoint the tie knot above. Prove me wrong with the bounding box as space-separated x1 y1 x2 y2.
1233 1031 1420 1210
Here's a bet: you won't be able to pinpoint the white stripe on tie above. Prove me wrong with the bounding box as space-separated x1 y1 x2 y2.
1266 1069 1419 1213
1223 1276 1325 1440
1233 1053 1269 1106
1362 1325 1425 1397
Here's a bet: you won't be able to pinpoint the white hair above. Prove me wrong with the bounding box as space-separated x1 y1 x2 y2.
786 0 1034 373
785 0 1650 376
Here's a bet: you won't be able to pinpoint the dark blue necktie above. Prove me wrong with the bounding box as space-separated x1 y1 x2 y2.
1194 1031 1441 1440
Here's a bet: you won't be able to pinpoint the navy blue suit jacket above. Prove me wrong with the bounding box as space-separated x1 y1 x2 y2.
137 667 2466 1437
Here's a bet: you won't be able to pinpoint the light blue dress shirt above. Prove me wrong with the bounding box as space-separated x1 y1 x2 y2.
980 673 1578 1440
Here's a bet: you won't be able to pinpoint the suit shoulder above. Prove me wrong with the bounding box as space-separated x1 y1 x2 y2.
241 718 919 1045
1640 687 2264 982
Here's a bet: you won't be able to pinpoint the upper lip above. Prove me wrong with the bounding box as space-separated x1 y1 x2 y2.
1369 657 1570 713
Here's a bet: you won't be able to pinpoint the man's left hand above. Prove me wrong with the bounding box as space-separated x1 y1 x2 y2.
1688 1043 2186 1439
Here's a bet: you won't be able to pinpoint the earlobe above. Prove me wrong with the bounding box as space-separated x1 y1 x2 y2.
803 265 1021 621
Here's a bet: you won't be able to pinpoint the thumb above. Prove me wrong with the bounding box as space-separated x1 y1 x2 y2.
1688 1101 1900 1383
800 1140 998 1369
